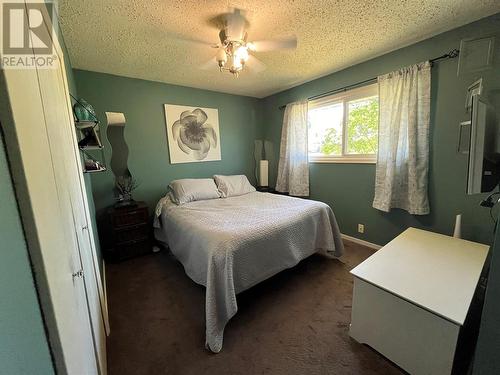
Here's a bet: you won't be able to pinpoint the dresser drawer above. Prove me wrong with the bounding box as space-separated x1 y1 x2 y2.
112 207 148 228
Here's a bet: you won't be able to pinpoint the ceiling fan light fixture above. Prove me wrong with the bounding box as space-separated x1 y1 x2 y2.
235 46 249 62
232 55 242 69
218 60 225 71
216 48 227 62
201 8 297 77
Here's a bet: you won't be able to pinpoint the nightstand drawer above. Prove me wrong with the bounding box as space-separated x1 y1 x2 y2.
113 224 149 244
112 207 148 228
101 201 153 262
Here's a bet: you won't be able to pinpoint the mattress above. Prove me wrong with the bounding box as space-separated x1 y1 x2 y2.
154 191 344 352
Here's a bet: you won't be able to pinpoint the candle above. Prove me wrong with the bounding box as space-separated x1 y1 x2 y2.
259 160 269 187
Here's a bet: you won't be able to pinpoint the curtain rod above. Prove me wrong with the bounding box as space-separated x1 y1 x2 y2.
278 48 460 110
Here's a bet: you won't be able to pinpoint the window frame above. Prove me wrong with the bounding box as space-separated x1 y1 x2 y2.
308 83 379 164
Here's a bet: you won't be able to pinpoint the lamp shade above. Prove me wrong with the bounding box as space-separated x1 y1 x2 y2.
216 48 227 62
259 160 269 187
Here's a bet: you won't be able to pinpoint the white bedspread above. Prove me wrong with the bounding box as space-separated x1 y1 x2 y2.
154 191 344 352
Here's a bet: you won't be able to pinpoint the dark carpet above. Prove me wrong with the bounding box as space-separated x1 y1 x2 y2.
106 240 404 375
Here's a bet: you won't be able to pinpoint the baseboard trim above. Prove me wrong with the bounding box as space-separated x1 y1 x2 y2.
341 233 382 250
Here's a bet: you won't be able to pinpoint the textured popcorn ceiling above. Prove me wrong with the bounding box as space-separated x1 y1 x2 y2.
59 0 500 98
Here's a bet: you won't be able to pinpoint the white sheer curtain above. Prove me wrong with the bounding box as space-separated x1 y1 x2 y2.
373 61 431 215
275 100 309 196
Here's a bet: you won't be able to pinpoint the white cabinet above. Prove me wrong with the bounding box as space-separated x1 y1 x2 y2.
350 228 489 375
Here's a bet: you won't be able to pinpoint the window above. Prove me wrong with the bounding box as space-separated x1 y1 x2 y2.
308 83 379 163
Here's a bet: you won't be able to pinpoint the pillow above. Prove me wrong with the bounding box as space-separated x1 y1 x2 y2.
168 178 220 205
213 175 256 198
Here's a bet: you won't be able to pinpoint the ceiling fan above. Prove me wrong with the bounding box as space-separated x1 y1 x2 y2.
200 8 297 77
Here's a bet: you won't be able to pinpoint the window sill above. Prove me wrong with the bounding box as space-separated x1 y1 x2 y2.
309 156 376 164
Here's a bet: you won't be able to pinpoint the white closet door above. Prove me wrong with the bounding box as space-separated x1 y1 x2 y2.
49 25 108 373
55 18 110 337
35 53 107 375
0 2 102 374
0 38 99 375
34 5 107 374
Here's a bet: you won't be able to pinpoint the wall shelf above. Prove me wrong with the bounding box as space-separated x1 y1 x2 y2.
75 120 99 129
71 95 107 174
80 145 104 151
84 166 107 174
80 146 106 173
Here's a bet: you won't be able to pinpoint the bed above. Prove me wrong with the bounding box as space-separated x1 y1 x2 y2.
154 191 344 352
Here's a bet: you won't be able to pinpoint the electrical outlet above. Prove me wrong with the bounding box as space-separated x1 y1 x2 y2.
358 224 365 234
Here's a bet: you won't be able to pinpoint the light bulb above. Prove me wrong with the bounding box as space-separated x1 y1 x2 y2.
235 46 249 62
233 55 242 69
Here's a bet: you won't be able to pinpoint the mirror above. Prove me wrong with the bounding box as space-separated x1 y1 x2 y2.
105 112 131 178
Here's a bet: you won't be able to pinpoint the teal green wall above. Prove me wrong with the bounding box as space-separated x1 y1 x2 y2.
0 134 54 374
74 70 262 212
261 14 500 246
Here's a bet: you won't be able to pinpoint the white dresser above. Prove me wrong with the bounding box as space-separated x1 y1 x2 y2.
350 228 489 375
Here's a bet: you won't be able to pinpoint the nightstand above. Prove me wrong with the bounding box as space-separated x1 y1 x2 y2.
256 186 276 193
102 201 153 261
256 186 289 195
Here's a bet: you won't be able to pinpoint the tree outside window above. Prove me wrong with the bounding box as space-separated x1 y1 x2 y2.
308 84 378 163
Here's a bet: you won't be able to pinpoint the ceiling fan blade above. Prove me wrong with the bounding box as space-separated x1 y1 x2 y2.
200 57 218 71
250 37 297 52
245 55 266 73
175 35 219 49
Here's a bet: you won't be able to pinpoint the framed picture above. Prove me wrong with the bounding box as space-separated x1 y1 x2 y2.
164 104 221 164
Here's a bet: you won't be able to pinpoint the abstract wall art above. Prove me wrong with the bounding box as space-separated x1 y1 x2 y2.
164 104 221 164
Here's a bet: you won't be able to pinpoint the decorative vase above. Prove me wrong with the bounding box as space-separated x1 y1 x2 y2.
115 193 135 208
73 98 97 122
